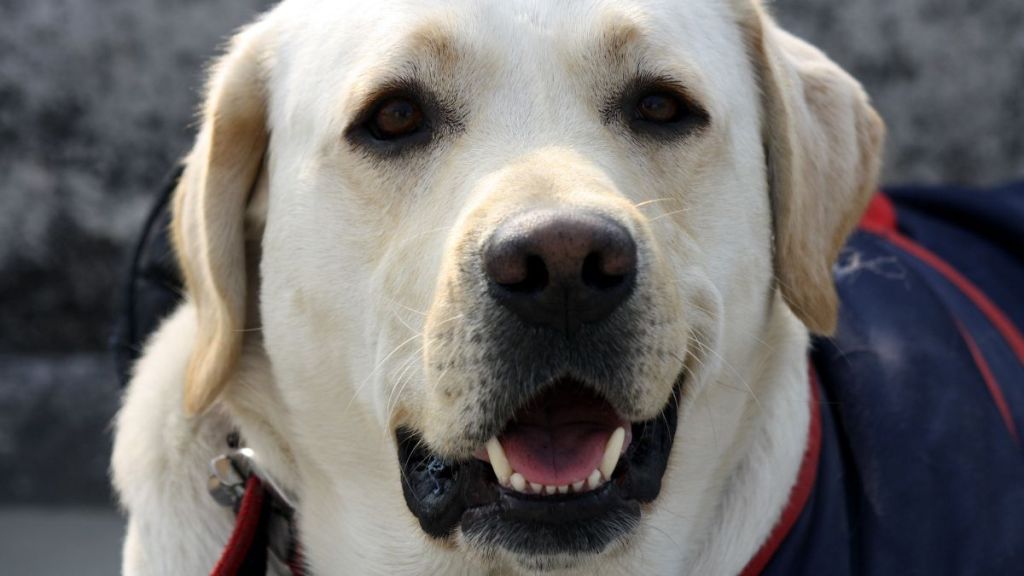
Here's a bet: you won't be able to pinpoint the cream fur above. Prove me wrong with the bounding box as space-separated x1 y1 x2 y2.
112 1 883 574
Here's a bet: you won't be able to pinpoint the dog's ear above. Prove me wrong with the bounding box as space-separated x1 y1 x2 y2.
741 5 885 334
173 22 271 414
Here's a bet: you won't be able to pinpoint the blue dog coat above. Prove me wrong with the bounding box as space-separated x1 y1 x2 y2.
750 184 1024 575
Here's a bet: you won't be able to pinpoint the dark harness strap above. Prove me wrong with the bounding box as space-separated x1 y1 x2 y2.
112 163 185 387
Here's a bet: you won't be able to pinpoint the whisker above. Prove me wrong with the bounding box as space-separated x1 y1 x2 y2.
397 225 453 246
648 208 691 222
342 332 424 418
385 348 424 420
345 313 463 420
633 197 677 209
686 299 777 354
645 521 686 550
690 336 763 412
667 349 746 395
390 306 420 335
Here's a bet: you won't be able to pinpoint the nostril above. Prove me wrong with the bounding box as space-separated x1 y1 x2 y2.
483 209 638 333
502 254 549 293
581 252 628 290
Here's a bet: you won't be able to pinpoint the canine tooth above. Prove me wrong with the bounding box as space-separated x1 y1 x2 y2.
557 485 569 494
600 427 626 480
486 438 512 485
530 482 543 494
572 480 585 492
510 473 527 492
544 485 557 495
587 469 603 490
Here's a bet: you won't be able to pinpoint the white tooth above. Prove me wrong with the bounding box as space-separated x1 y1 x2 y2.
572 480 585 493
510 473 527 492
587 469 603 490
486 438 512 485
530 482 543 494
544 485 558 495
557 485 569 494
600 427 626 480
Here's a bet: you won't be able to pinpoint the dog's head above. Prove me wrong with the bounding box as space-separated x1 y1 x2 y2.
172 0 882 571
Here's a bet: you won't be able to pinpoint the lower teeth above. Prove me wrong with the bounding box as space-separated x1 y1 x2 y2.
502 468 607 495
484 426 626 496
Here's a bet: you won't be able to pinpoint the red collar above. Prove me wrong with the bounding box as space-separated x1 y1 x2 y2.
739 368 823 576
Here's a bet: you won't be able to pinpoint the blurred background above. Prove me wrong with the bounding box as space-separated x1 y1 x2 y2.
0 0 1021 572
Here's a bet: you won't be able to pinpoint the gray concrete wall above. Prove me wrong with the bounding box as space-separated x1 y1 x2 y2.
0 0 1021 507
778 0 1024 185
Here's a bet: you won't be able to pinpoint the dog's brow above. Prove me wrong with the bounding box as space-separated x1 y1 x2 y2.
345 21 463 121
591 14 712 113
405 21 461 70
599 19 645 60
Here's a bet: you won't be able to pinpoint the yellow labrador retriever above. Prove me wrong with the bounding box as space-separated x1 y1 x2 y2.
112 0 883 573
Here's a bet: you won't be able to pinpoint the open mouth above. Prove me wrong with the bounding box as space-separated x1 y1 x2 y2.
475 383 632 494
396 375 682 557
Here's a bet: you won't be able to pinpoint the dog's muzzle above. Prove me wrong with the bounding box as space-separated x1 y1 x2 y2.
395 208 685 559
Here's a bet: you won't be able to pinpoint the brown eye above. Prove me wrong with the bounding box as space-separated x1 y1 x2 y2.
636 93 681 123
369 97 424 140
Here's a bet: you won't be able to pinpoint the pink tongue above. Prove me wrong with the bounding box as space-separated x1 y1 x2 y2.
500 424 613 487
483 380 629 487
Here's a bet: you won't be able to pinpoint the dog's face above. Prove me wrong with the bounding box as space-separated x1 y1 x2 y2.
172 0 881 572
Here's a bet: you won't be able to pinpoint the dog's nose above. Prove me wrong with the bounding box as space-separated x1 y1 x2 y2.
483 209 637 335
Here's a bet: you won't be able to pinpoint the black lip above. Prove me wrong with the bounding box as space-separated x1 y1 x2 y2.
395 378 682 555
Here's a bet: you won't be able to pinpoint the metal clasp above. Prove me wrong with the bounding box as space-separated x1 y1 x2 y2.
207 447 258 512
207 446 298 569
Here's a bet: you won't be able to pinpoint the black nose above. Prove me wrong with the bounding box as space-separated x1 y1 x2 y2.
482 209 638 335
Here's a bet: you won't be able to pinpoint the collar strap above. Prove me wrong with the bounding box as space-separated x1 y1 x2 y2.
739 366 823 575
208 445 305 575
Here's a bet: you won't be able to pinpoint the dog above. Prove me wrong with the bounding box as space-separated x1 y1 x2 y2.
111 0 889 573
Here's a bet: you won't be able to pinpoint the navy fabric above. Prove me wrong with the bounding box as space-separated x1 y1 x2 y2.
763 184 1024 575
887 182 1024 332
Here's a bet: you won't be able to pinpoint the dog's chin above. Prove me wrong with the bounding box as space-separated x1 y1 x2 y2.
395 373 682 565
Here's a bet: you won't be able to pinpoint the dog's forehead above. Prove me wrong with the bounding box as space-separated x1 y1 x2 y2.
280 0 735 38
271 0 748 123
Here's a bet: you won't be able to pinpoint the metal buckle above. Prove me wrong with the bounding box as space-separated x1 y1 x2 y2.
208 447 298 566
207 447 256 512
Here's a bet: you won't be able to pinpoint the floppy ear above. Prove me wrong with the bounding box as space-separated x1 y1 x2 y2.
742 5 885 334
173 23 271 414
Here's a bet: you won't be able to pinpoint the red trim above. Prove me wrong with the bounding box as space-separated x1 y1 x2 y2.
956 322 1020 443
884 232 1024 363
858 192 1024 444
739 368 822 576
859 193 1024 363
211 476 266 576
859 193 899 235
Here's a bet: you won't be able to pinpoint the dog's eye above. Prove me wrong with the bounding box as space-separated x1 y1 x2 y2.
620 82 710 141
368 97 424 140
635 93 682 124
